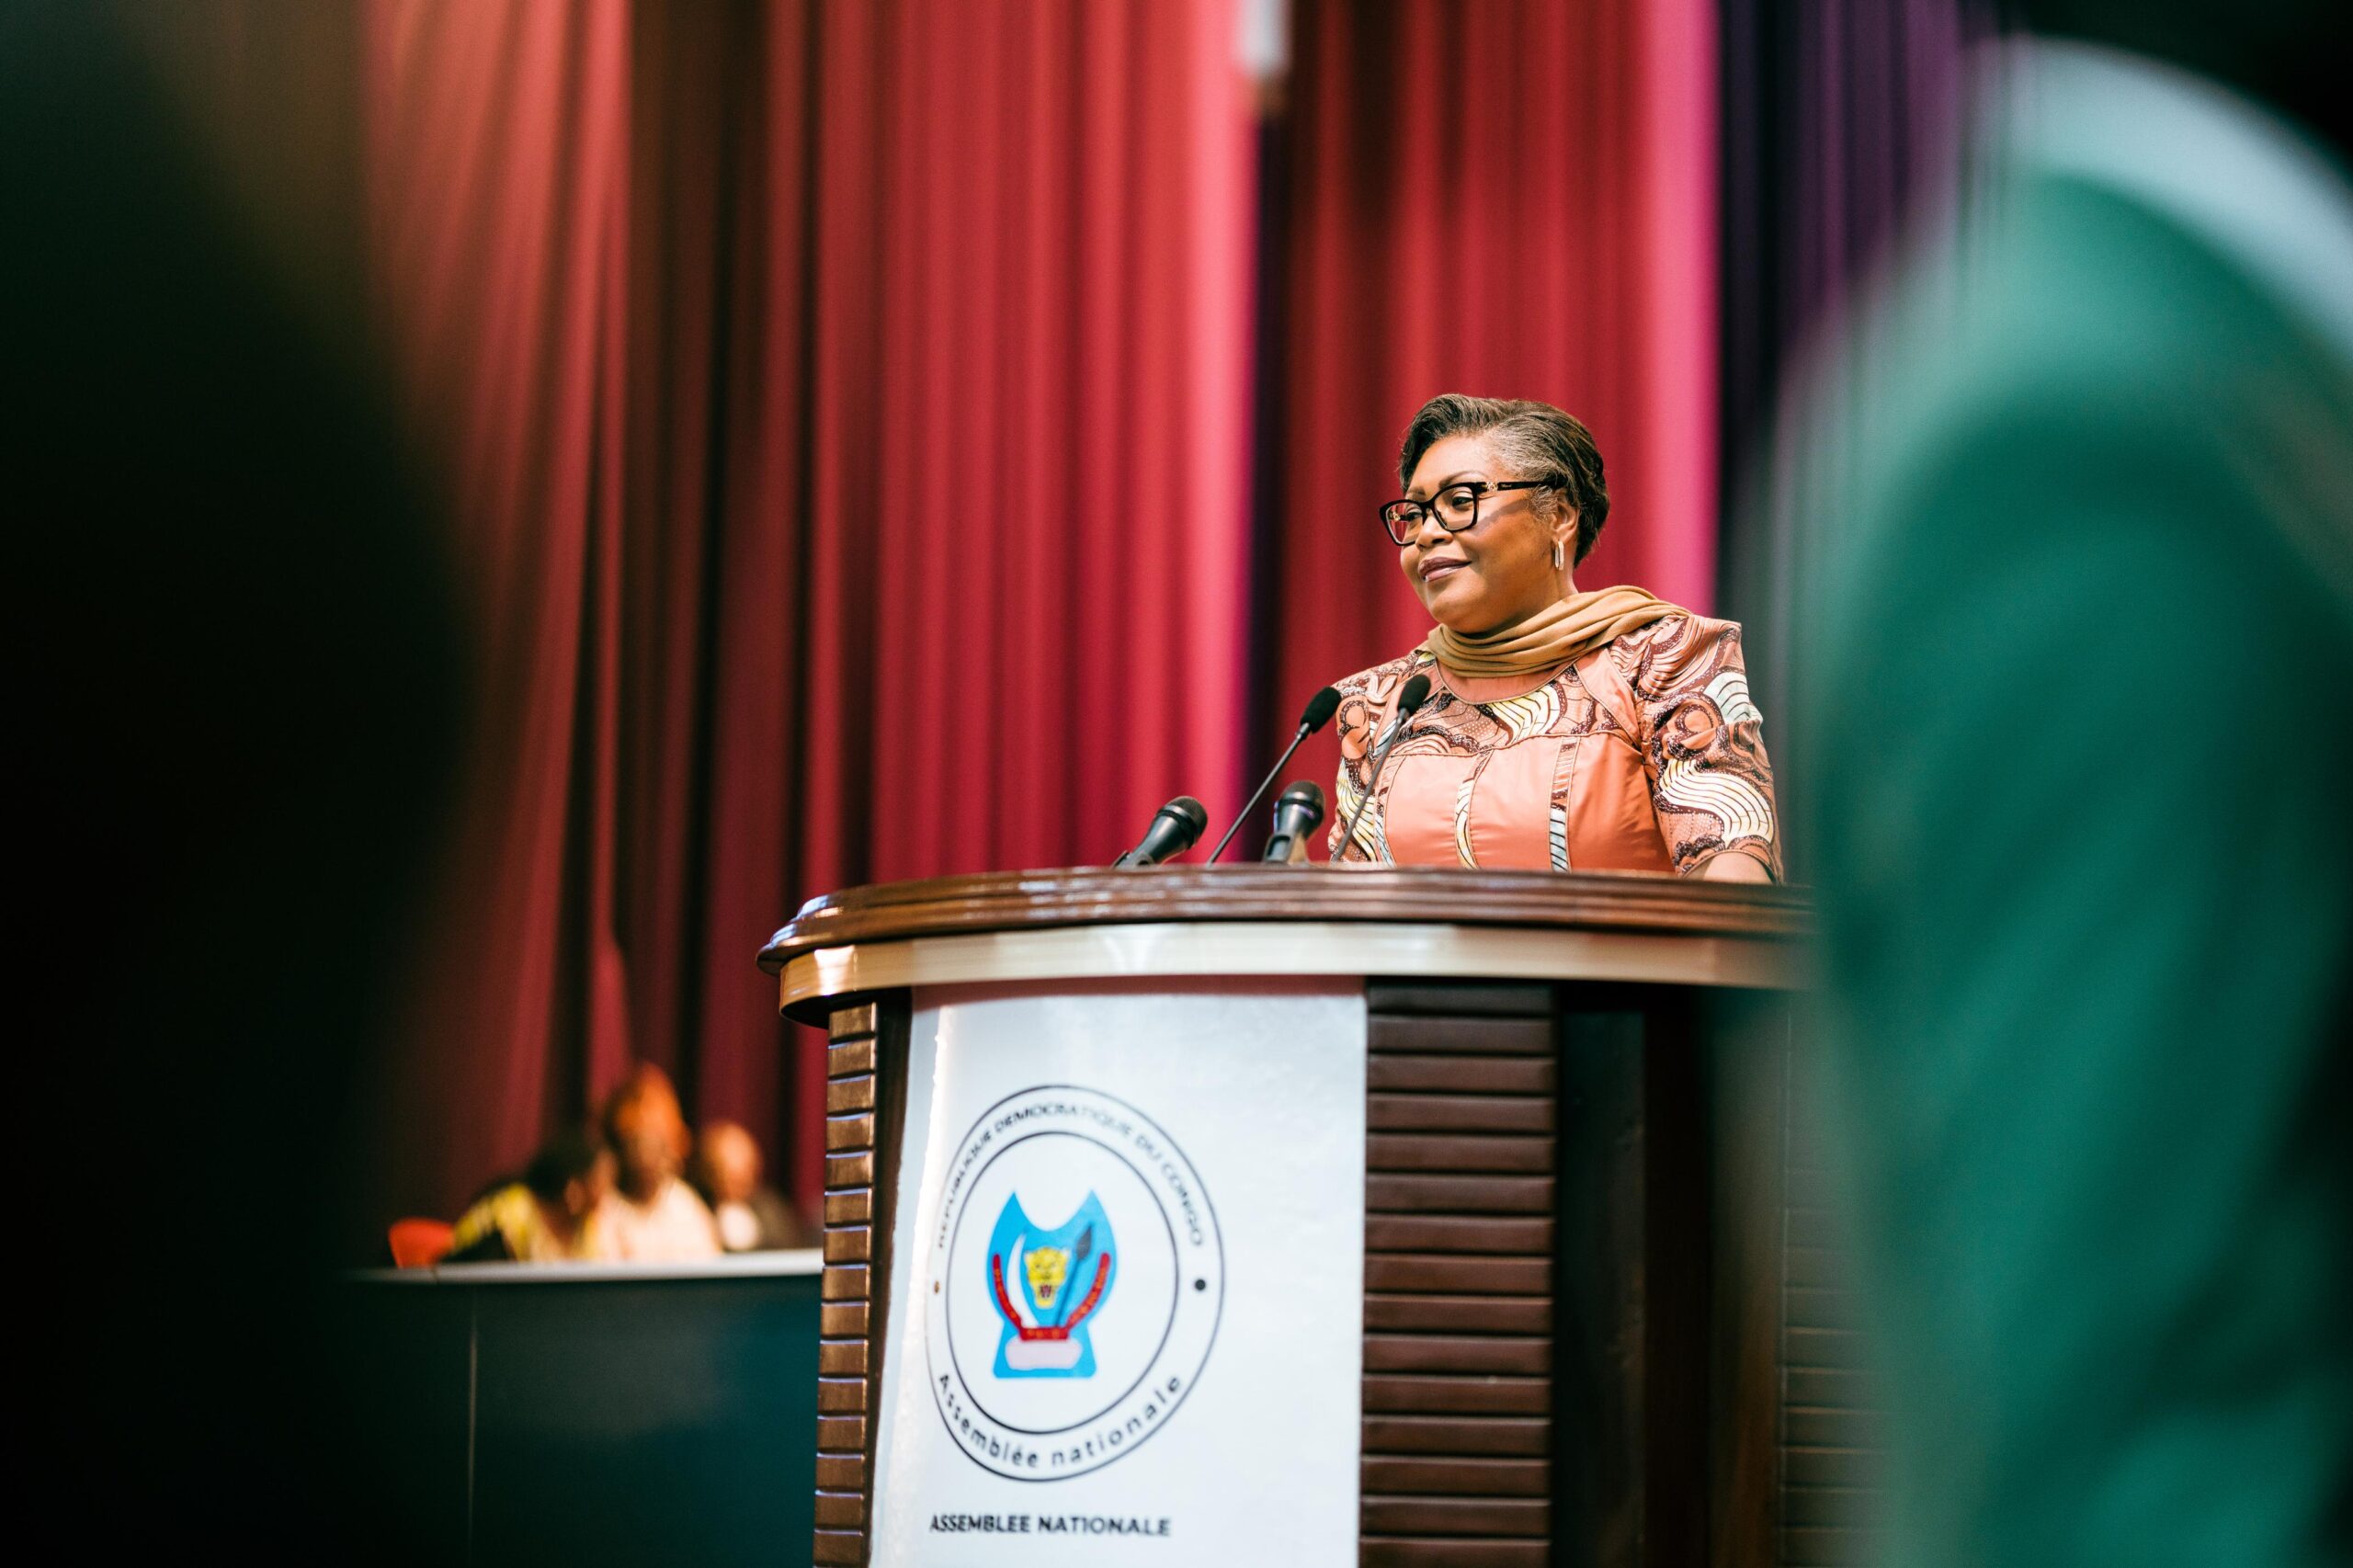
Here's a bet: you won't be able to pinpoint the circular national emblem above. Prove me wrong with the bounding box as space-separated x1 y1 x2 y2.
926 1084 1223 1481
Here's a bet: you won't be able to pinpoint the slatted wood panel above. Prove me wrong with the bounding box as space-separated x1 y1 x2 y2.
813 999 908 1567
1359 983 1557 1567
783 973 1822 1565
1779 1051 1883 1565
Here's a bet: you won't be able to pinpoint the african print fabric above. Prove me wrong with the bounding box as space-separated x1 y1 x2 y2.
1327 612 1782 878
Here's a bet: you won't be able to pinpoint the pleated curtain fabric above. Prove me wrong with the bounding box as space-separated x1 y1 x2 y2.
361 0 1256 1214
344 0 1727 1217
1262 0 1723 767
362 0 641 1217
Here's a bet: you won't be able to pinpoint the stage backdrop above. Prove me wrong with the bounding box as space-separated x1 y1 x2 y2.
362 0 1255 1216
340 0 1717 1219
1262 0 1722 771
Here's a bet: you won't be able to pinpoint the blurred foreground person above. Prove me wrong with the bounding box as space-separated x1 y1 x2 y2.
5 4 462 1557
449 1130 613 1263
591 1064 720 1261
1804 3 2352 1563
691 1120 814 1252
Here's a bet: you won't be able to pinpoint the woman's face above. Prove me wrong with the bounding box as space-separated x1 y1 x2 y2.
1397 434 1572 635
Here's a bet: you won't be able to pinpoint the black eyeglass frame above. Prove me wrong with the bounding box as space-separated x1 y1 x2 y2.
1378 479 1553 547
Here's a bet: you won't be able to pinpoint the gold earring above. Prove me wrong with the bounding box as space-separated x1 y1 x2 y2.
1552 539 1565 570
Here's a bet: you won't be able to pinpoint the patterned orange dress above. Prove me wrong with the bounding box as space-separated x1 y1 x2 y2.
1327 612 1782 876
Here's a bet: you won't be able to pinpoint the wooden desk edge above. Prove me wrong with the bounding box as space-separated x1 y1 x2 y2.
777 919 1807 1021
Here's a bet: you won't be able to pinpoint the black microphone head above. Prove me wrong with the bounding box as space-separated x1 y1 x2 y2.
1299 686 1342 733
1397 673 1432 715
1116 794 1208 867
1114 794 1211 868
1261 780 1328 863
1274 779 1326 823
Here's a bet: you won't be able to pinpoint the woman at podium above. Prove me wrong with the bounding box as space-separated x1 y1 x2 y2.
1330 394 1779 878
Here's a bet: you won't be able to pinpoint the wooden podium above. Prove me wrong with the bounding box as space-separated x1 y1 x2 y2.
761 867 1819 1568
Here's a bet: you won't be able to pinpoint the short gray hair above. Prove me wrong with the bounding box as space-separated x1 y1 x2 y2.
1397 394 1610 565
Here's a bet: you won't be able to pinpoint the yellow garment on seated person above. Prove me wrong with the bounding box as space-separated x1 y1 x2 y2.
449 1183 584 1263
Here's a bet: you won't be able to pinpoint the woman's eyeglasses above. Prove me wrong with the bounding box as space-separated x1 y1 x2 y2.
1379 480 1552 546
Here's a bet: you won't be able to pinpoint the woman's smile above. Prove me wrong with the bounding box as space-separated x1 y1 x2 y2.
1393 434 1574 635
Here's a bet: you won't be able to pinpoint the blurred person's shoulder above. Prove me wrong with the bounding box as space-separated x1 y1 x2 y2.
662 1174 717 1221
654 1175 723 1256
1820 40 2353 613
584 1176 720 1260
1887 41 2352 450
1997 40 2353 361
451 1183 529 1245
751 1186 815 1249
451 1183 554 1262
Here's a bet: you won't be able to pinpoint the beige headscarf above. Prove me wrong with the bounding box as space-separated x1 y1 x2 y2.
1422 584 1683 680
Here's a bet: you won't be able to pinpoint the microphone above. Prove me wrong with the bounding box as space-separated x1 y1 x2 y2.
1204 686 1344 864
1333 673 1431 863
1112 795 1209 868
1259 780 1326 864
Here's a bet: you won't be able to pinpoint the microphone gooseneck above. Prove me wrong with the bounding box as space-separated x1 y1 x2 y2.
1112 794 1210 869
1333 673 1431 863
1259 780 1327 864
1205 685 1344 864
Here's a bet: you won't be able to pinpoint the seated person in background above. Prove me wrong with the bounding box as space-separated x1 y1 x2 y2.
588 1063 720 1261
447 1130 611 1263
690 1120 815 1252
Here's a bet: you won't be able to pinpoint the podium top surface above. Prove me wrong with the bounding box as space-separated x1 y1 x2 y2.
759 868 1808 1011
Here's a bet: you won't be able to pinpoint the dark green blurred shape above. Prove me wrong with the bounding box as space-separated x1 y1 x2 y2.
1802 35 2353 1568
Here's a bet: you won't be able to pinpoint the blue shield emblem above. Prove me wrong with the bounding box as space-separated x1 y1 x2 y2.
986 1191 1117 1378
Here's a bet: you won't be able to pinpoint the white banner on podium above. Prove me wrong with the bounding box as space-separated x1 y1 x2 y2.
868 979 1367 1566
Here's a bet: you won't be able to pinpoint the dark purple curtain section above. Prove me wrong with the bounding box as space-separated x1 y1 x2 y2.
1714 0 2005 880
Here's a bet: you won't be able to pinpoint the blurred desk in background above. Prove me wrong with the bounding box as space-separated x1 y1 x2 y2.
338 1252 821 1565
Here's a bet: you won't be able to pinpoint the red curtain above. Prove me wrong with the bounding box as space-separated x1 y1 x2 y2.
359 0 1257 1217
1266 0 1721 763
360 0 636 1216
313 0 1717 1221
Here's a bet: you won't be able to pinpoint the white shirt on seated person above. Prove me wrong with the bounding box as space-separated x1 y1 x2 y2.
588 1175 720 1261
